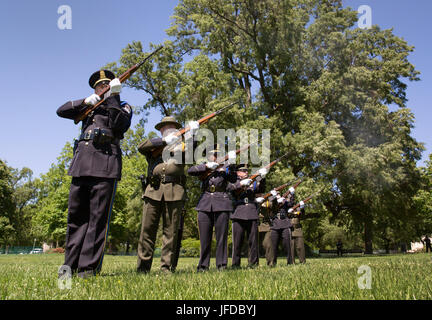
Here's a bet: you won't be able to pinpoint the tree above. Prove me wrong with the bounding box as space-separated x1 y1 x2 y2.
109 0 423 252
32 143 73 246
413 153 432 237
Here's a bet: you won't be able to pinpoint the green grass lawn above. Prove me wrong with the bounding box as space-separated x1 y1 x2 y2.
0 253 431 300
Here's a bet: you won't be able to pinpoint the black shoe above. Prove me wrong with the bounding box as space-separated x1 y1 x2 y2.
217 265 227 271
77 270 95 279
137 267 150 274
160 267 172 275
197 266 209 273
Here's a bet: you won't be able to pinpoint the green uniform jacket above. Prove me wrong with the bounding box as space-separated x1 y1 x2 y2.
138 137 186 202
290 216 304 237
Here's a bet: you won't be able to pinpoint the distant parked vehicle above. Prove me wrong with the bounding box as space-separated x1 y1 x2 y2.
30 248 43 254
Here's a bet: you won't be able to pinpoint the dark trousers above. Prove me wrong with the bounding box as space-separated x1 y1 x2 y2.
290 236 306 263
337 247 343 256
261 231 275 266
137 197 183 273
64 176 117 275
426 244 431 253
232 219 259 267
270 227 292 266
197 211 229 269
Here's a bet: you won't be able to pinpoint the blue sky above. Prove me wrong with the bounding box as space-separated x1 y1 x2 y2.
0 0 430 178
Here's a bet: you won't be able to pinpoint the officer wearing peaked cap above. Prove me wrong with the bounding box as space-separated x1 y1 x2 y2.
57 69 132 278
229 164 267 268
188 144 237 271
268 191 295 266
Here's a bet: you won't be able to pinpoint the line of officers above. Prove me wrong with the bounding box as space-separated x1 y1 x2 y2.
56 69 307 277
137 116 307 274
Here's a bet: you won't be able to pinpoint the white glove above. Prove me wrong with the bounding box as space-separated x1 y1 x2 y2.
240 179 252 186
270 190 278 197
277 197 285 204
299 201 305 209
163 133 180 145
256 197 265 204
172 142 184 153
258 168 268 178
84 94 101 106
289 187 295 194
288 208 294 213
109 78 122 94
187 120 200 135
206 162 219 170
228 150 236 162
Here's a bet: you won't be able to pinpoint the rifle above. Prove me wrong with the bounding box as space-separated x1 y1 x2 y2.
198 143 253 181
260 179 300 201
235 152 289 194
288 192 319 212
150 101 239 158
281 179 303 199
74 45 164 124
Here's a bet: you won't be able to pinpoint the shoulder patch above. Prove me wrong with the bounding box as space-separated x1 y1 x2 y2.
121 103 132 114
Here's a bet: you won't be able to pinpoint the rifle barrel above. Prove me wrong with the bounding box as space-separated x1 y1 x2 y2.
74 46 163 124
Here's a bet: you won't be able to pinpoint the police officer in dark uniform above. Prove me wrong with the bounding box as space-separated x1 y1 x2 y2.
137 117 199 274
57 70 132 278
229 164 267 268
268 191 295 266
187 144 237 271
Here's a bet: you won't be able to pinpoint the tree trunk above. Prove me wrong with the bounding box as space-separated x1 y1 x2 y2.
364 217 373 254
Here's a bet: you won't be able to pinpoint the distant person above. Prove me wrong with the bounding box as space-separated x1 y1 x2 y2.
422 235 432 253
336 239 343 257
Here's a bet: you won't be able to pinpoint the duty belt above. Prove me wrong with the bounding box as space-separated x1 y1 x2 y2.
148 174 186 186
79 128 120 145
235 198 255 206
206 185 226 193
273 212 287 220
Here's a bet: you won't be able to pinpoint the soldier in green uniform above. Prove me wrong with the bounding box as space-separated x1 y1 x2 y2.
258 198 275 266
136 116 199 273
289 203 306 264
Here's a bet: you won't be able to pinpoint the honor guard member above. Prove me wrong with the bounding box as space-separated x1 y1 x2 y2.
258 190 280 266
187 144 237 271
268 190 295 266
229 164 267 268
289 202 307 263
137 117 199 274
57 70 132 278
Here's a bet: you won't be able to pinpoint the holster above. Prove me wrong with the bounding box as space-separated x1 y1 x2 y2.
139 175 148 191
73 139 79 155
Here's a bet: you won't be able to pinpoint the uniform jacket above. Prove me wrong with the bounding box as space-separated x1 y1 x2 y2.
229 177 266 220
57 95 132 180
289 207 306 237
188 163 237 212
258 199 273 232
268 194 295 230
138 137 191 202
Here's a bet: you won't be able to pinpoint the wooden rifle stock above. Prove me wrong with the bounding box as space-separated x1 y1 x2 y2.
150 101 239 158
261 179 300 201
198 143 252 181
236 152 289 195
74 45 164 124
248 152 289 182
281 179 303 199
290 193 316 212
